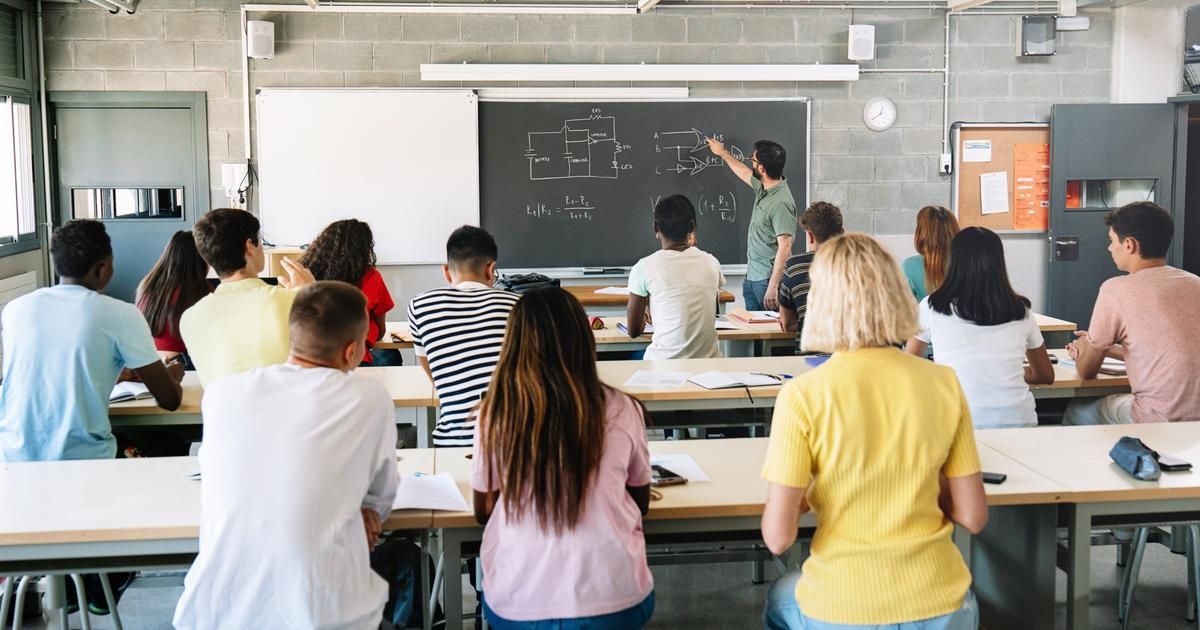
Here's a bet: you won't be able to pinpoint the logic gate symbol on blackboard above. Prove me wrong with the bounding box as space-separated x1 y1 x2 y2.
653 129 745 177
523 111 632 181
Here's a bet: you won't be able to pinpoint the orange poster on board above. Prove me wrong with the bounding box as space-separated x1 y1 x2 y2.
1013 143 1050 230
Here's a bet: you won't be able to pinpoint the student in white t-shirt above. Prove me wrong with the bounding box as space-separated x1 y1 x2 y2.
174 281 399 630
626 194 726 360
905 227 1055 429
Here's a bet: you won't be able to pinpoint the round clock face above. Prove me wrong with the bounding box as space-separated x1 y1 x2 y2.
863 97 898 132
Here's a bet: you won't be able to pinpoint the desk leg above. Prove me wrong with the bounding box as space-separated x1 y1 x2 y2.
419 408 436 450
420 530 432 630
971 505 1056 630
1067 504 1093 630
442 528 465 630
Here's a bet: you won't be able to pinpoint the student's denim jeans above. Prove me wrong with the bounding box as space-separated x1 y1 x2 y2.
743 278 770 311
764 571 978 630
482 592 655 629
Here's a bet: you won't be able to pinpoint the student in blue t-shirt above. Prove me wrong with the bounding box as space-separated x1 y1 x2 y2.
0 220 183 464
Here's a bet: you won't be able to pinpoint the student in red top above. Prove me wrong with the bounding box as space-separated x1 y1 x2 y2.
137 230 212 369
300 219 399 365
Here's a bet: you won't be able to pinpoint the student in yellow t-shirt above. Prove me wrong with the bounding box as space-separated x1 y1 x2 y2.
760 233 988 630
180 209 314 386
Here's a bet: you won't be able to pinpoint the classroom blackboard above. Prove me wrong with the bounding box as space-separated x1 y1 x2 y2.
479 98 809 269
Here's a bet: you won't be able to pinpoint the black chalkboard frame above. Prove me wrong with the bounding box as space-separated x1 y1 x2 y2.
478 96 810 274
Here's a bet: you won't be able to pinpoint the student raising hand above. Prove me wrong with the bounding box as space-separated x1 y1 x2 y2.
277 257 316 289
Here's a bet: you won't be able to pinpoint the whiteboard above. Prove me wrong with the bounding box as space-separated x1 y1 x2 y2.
255 89 479 264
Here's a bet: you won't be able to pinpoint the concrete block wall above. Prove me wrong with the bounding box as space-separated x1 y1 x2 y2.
41 1 1113 308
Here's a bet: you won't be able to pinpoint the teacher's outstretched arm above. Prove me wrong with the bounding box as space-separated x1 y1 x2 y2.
706 137 752 186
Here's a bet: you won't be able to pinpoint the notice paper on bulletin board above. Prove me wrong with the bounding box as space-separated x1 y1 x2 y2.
1012 143 1050 230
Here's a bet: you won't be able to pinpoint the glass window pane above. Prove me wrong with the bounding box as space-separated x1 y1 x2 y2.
71 188 184 220
1065 179 1158 210
13 102 32 235
0 98 16 241
0 5 21 80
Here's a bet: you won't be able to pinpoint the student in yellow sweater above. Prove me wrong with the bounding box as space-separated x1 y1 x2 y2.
761 233 988 630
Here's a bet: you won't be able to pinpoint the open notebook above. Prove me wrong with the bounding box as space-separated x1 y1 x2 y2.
110 381 152 403
688 371 781 390
1060 356 1127 376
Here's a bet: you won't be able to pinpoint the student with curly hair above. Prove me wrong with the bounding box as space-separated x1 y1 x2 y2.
299 219 398 366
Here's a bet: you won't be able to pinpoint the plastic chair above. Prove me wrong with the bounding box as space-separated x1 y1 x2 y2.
1117 525 1200 630
0 573 123 630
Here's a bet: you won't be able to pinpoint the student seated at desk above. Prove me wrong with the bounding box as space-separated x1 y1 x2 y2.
473 287 654 629
180 208 314 386
905 227 1054 429
777 201 844 354
300 219 399 366
901 205 959 301
1065 201 1200 424
136 230 210 370
626 194 725 360
173 281 399 630
0 220 183 463
407 225 518 447
0 220 183 613
761 233 987 630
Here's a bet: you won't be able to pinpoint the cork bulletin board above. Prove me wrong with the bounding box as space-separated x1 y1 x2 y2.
951 123 1051 232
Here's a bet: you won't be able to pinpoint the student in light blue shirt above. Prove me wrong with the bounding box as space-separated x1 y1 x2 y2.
0 220 183 463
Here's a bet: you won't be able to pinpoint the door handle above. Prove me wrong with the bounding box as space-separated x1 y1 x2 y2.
1053 236 1079 262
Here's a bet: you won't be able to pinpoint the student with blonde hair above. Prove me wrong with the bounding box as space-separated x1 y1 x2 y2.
761 233 987 630
902 206 960 301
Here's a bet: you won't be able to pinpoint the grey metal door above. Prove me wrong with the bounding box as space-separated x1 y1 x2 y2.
51 93 209 302
1047 103 1178 328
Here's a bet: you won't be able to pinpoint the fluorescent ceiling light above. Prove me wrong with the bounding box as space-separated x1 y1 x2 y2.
246 3 636 14
476 87 689 100
947 0 996 10
421 64 860 83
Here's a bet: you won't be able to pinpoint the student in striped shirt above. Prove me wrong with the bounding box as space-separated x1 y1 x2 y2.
777 201 843 354
407 226 519 447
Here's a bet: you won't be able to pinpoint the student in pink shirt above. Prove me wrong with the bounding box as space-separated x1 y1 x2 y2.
1066 201 1200 424
471 287 654 629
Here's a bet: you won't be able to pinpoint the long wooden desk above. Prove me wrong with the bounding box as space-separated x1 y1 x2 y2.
0 452 434 576
978 423 1200 630
431 437 1069 630
380 313 1077 354
108 368 440 448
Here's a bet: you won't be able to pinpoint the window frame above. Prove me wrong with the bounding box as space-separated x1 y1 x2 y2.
0 0 44 259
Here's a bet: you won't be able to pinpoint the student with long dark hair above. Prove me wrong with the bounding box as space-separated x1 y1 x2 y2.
299 219 398 365
906 227 1054 428
137 230 211 368
902 206 960 300
472 287 654 629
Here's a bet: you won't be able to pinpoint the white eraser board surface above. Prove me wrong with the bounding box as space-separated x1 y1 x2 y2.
256 89 480 265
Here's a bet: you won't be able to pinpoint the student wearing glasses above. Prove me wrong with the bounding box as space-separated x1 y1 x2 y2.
707 137 797 312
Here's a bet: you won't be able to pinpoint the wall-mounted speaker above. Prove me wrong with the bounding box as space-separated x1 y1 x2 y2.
247 20 275 60
848 25 875 62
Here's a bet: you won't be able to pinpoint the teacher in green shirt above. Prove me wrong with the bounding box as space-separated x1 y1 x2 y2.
707 138 797 311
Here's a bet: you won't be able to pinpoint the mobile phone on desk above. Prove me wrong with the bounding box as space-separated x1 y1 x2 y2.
981 471 1007 484
1159 455 1193 472
651 465 687 487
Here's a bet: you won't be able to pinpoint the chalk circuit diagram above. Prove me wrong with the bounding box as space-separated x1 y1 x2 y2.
649 191 738 224
524 112 632 181
653 129 746 177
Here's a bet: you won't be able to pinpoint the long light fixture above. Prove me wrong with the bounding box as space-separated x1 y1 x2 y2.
248 3 636 14
421 64 860 83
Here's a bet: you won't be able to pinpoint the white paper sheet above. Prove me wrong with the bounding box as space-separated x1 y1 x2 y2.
688 370 781 390
110 381 151 403
651 453 711 482
714 320 741 330
963 139 992 162
594 286 630 295
392 473 471 512
624 370 690 388
979 171 1010 214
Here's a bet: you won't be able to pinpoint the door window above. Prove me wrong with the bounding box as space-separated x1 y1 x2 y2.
70 187 184 220
0 97 33 245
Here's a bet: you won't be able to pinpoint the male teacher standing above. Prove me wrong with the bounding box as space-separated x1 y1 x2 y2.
707 138 797 310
